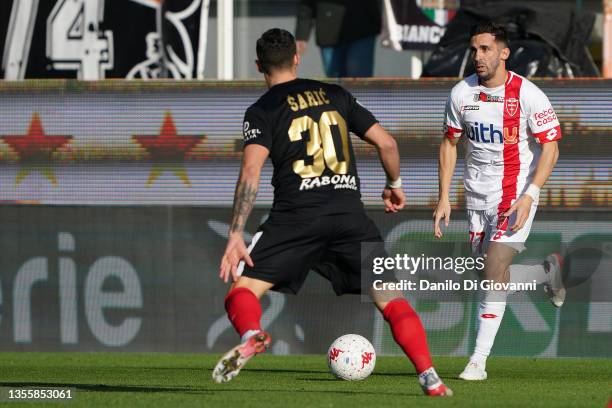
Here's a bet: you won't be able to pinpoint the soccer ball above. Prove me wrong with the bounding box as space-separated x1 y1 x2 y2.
327 334 376 381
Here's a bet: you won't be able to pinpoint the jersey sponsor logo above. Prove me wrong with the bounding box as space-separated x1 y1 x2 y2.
546 128 558 141
361 352 374 368
505 97 519 117
243 122 261 141
534 107 558 127
503 126 519 144
475 92 504 103
299 175 357 191
466 122 503 144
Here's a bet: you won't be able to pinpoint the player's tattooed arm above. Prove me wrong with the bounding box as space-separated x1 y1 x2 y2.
227 144 269 235
229 178 258 234
220 145 267 282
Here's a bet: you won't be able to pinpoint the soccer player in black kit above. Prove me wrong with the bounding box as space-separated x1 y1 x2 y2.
213 28 452 397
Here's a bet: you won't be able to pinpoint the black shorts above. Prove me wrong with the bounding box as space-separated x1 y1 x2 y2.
240 212 393 295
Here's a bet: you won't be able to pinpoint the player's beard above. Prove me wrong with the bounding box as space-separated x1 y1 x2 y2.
475 58 501 83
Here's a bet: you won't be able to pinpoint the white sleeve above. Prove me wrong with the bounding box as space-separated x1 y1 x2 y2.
443 88 464 139
524 84 562 144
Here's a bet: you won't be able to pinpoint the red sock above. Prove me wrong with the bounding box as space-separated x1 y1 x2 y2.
224 287 262 337
383 298 433 374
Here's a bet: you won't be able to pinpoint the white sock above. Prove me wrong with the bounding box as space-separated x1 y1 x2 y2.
240 329 260 344
508 264 548 294
471 290 508 368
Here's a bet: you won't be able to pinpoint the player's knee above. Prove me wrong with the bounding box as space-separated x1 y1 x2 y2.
231 276 272 299
371 289 406 313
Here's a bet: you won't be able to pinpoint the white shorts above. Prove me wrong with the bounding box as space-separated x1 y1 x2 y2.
467 203 537 256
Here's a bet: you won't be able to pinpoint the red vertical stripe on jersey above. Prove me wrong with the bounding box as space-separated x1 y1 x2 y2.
498 73 523 215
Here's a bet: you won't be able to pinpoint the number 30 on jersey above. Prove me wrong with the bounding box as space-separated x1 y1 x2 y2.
288 111 350 178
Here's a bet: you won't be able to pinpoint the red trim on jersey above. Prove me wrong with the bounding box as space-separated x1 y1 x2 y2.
533 125 562 143
445 124 462 139
498 73 523 215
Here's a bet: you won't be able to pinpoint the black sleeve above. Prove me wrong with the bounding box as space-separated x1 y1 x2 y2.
243 106 272 150
346 90 378 139
295 0 315 41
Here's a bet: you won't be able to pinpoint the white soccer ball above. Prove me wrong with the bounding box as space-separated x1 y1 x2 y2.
327 334 376 381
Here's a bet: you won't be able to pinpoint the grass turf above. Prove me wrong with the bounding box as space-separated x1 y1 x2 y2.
0 353 609 407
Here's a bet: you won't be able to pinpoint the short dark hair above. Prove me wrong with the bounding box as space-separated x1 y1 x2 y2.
470 21 509 48
256 28 297 74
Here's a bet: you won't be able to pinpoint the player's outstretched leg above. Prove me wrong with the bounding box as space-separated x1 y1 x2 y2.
212 285 272 383
505 254 565 307
543 253 565 307
375 294 453 397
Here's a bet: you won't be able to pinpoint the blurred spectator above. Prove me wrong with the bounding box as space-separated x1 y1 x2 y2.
295 0 382 77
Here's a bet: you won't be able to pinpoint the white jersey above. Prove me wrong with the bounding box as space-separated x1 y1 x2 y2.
444 71 562 211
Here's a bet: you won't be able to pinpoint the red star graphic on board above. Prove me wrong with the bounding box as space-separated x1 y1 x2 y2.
132 111 205 186
1 112 72 186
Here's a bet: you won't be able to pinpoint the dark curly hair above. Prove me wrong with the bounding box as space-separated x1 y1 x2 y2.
256 28 297 75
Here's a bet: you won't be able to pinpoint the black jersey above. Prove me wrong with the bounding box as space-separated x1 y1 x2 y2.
243 78 377 217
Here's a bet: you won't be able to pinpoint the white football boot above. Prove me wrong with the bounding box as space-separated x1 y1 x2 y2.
458 361 488 381
544 253 565 308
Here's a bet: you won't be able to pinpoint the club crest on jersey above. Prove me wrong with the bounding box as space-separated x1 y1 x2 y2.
505 97 519 117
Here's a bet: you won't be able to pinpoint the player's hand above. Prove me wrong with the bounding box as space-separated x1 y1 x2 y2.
296 40 308 55
504 194 533 232
382 187 405 213
433 198 451 238
219 232 254 283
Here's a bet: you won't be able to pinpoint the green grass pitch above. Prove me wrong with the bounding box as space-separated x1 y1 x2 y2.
0 353 610 407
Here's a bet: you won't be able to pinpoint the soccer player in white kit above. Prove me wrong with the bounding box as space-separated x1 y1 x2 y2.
433 22 566 380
